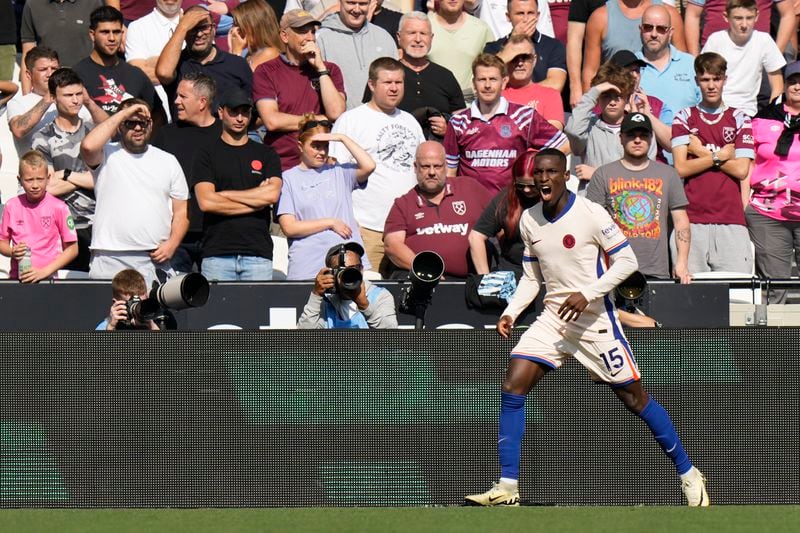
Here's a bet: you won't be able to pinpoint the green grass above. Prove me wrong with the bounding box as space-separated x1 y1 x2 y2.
1 506 798 533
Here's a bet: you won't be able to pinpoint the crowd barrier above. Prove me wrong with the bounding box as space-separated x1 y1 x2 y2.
1 329 797 507
0 279 742 330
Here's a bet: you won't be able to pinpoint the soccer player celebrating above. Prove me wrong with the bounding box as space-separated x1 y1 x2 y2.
464 148 709 507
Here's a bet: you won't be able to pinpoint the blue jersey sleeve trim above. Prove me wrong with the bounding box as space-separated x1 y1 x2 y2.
606 241 630 256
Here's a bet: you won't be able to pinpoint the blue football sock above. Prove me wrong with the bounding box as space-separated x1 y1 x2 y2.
639 397 692 475
498 392 527 481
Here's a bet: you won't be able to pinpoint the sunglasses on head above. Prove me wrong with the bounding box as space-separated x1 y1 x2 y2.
301 119 332 132
122 119 151 130
641 23 671 34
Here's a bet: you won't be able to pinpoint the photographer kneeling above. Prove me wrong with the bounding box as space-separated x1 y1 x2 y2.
96 269 162 331
298 243 398 329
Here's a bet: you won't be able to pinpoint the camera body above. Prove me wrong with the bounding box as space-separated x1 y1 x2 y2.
326 266 363 295
119 295 161 328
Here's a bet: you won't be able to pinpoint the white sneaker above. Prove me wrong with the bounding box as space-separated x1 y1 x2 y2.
464 481 520 506
681 467 710 507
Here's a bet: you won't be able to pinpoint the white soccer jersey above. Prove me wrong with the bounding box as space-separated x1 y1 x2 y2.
503 193 639 340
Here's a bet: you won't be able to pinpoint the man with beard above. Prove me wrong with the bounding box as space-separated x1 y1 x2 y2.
81 98 189 286
254 9 346 171
635 5 700 128
362 11 465 140
156 5 252 117
74 6 165 125
384 141 491 279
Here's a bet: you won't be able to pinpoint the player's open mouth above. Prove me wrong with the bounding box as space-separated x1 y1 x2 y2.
538 185 552 200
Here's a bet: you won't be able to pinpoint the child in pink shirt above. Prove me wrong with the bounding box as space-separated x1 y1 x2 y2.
0 150 78 282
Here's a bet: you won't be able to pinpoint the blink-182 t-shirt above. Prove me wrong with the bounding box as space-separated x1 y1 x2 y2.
192 138 282 259
586 160 688 279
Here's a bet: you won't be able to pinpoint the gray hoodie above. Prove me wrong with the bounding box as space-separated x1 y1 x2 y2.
316 13 398 110
565 86 657 168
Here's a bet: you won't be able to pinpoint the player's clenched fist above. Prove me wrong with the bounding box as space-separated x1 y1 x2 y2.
496 315 514 338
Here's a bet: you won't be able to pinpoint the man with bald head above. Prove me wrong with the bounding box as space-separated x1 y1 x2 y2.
635 5 700 127
581 0 686 93
383 141 492 279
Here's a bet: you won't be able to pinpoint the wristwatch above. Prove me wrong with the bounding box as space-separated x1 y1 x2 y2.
62 168 72 181
711 151 722 168
317 70 330 77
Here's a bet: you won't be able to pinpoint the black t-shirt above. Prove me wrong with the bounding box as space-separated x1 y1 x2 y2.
473 189 539 276
0 0 15 45
152 119 223 234
73 57 161 115
568 0 605 23
192 138 282 259
363 62 465 115
371 8 402 47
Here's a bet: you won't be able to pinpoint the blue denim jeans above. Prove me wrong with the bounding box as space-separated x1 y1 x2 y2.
201 255 273 281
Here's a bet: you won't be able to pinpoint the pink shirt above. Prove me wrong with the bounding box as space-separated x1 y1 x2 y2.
503 83 566 127
0 193 77 279
750 111 800 221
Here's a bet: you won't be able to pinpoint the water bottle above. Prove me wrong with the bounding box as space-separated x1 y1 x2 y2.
18 248 32 274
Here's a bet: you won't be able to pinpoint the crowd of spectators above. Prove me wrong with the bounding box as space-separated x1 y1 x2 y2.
1 0 799 313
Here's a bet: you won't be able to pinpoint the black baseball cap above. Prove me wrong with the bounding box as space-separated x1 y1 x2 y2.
620 112 653 134
325 242 365 266
219 87 253 109
609 50 648 69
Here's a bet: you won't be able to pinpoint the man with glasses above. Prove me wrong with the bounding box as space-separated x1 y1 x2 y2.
498 34 564 130
298 242 398 329
484 0 566 92
254 9 346 171
193 88 283 281
156 5 251 118
581 0 685 93
635 5 700 128
81 98 189 286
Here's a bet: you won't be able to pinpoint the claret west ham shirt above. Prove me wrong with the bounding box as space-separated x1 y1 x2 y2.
443 97 567 193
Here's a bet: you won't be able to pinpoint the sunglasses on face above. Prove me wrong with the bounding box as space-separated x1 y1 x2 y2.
515 181 536 191
301 119 332 132
512 53 536 63
641 23 671 35
122 119 151 130
190 23 214 35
